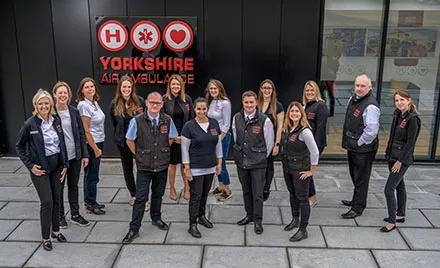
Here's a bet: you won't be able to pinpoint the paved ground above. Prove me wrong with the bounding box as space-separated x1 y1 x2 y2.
0 157 440 268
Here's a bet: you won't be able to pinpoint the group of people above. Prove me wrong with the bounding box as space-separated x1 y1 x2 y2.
16 73 420 251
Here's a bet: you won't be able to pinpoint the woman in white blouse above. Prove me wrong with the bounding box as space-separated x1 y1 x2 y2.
76 77 106 215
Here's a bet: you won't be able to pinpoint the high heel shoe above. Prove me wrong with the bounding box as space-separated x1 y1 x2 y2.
51 232 67 242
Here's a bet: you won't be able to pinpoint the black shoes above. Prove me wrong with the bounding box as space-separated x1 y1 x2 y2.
59 217 68 229
284 217 300 231
383 217 405 223
263 191 270 202
152 219 169 230
70 215 90 227
380 225 396 233
254 223 264 235
237 216 253 225
188 223 202 238
198 216 213 229
341 200 353 207
290 228 308 242
42 240 52 251
122 230 139 244
85 204 105 215
341 209 362 219
51 232 67 242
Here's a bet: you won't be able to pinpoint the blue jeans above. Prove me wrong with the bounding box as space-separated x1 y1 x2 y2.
84 142 103 205
217 132 231 185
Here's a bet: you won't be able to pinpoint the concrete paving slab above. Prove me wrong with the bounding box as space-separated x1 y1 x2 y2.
0 159 23 173
375 192 440 209
210 205 282 224
288 248 377 268
263 191 291 207
161 204 196 223
83 203 132 221
275 178 340 193
179 191 245 206
399 228 440 250
372 166 419 181
413 168 440 181
94 175 128 188
412 181 440 194
0 201 6 210
67 187 118 204
7 220 94 242
204 246 289 268
112 188 180 205
246 225 326 247
373 250 440 268
0 174 32 186
98 161 124 175
421 209 440 227
0 202 40 220
0 186 39 202
355 209 432 227
280 207 357 226
0 219 21 240
15 165 30 174
85 221 131 243
114 245 202 268
0 241 39 267
166 222 244 246
322 226 408 249
25 243 120 268
314 193 385 208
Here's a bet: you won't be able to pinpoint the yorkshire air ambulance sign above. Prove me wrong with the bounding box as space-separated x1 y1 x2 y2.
96 16 197 85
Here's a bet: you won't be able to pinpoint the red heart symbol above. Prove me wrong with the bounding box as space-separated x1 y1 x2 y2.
170 29 186 44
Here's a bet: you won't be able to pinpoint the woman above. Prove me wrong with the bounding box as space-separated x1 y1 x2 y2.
181 98 222 238
109 75 149 211
53 82 90 228
381 89 421 232
206 79 233 201
16 89 68 251
258 79 284 201
162 74 195 201
76 77 106 215
281 102 319 242
302 80 329 207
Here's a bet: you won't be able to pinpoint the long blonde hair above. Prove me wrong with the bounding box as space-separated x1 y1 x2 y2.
32 89 56 116
165 74 186 101
394 89 419 115
283 101 311 132
113 75 139 117
302 80 324 104
257 79 278 126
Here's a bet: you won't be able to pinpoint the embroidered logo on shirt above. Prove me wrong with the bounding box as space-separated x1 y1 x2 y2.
252 126 261 134
210 128 218 135
160 125 168 133
400 119 407 128
290 134 297 141
307 112 315 120
215 105 221 111
353 109 361 117
185 103 190 110
56 125 63 133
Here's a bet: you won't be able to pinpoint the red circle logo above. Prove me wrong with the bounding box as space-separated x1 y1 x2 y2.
98 20 128 52
163 21 194 52
130 21 161 52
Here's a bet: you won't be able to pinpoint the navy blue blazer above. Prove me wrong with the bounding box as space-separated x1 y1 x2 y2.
16 115 69 173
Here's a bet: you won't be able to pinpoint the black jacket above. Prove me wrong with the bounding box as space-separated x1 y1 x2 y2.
304 100 329 148
16 115 69 173
55 105 89 160
109 95 145 146
162 93 194 132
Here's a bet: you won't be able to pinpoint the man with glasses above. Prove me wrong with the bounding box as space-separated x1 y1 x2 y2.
341 74 380 219
122 92 178 244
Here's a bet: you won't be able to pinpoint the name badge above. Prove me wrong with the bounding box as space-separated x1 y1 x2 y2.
30 130 39 135
290 134 297 141
252 126 261 134
210 128 218 135
160 125 168 133
353 109 361 117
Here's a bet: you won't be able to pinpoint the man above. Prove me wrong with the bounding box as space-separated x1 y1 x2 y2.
341 74 380 219
231 90 274 234
122 92 178 244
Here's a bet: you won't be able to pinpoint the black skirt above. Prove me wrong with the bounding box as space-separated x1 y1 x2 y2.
170 142 182 164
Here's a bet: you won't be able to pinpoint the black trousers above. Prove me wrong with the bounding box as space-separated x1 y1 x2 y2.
60 158 81 218
263 155 275 193
31 154 62 240
117 144 136 197
129 169 167 232
308 146 324 197
284 172 310 228
347 150 376 214
384 161 409 224
237 167 265 224
188 173 214 224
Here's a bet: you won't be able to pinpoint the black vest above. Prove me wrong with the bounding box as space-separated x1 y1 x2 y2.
385 109 420 166
305 100 328 148
342 92 379 153
281 127 311 174
232 110 267 169
134 112 171 172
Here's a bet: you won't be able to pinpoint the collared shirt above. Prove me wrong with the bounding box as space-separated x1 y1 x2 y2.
358 105 381 146
38 115 60 156
231 110 275 157
77 98 105 143
125 112 178 140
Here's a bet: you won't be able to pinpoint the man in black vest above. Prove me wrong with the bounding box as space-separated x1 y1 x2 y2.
232 91 274 234
122 92 178 244
341 74 380 219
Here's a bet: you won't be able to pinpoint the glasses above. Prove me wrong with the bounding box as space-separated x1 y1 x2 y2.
148 102 162 106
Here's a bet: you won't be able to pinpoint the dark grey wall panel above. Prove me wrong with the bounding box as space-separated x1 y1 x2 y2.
128 0 165 16
204 0 242 113
14 0 58 116
0 0 26 154
52 0 93 95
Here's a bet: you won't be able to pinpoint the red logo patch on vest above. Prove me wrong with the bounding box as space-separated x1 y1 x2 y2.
290 134 297 141
268 107 272 114
160 125 168 133
307 112 315 120
353 109 361 117
210 128 218 135
252 126 261 134
185 103 190 110
137 107 143 113
400 119 407 128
